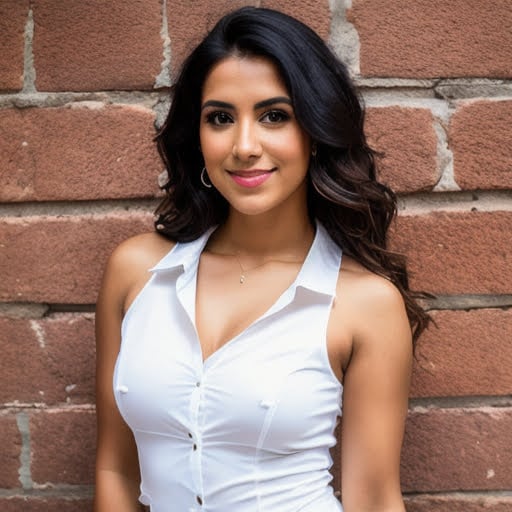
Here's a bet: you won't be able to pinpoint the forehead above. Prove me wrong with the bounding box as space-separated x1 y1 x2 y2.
201 56 289 102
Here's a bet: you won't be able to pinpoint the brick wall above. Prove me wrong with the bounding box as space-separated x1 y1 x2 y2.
1 1 511 510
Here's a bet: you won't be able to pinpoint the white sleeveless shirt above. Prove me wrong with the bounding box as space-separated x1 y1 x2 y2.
114 222 344 512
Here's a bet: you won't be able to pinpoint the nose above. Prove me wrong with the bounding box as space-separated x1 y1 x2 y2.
232 119 262 161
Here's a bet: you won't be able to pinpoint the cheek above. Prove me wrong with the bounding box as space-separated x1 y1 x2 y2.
272 130 310 167
200 130 231 163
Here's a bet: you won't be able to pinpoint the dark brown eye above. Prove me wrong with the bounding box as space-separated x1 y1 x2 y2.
261 110 290 123
206 111 233 125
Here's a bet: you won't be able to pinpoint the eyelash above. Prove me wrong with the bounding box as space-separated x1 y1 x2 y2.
260 110 290 123
204 109 291 126
205 111 233 125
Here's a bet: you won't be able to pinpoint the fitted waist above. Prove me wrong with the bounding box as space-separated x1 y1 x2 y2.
134 429 339 512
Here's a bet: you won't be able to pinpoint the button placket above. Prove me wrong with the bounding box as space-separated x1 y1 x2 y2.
189 372 205 508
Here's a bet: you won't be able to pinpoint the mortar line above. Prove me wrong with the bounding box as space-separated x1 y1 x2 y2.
424 295 512 311
15 412 33 490
0 484 94 498
409 395 512 410
0 90 166 110
431 115 459 192
397 190 512 214
329 0 360 77
403 489 512 499
0 198 159 218
2 403 96 412
154 0 171 89
22 8 36 93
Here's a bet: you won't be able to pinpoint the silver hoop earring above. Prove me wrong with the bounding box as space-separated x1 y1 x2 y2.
311 143 317 157
201 167 213 188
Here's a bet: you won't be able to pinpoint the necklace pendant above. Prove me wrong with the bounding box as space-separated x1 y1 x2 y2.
240 274 245 284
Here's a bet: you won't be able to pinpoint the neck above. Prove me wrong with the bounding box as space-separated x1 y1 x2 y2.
207 209 315 261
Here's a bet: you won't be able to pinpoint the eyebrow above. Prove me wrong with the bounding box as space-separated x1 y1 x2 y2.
201 96 292 111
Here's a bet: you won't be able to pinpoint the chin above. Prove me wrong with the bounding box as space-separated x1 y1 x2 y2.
227 198 279 218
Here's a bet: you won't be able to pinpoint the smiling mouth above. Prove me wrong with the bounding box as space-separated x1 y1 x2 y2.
228 168 276 188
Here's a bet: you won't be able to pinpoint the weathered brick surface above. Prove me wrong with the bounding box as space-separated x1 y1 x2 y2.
405 495 512 512
391 211 512 294
30 409 95 485
0 105 161 202
32 0 162 91
167 1 330 73
348 0 512 78
366 107 439 193
0 0 28 91
168 0 257 72
412 309 512 398
450 100 512 190
0 212 153 303
0 497 93 512
260 0 331 40
0 314 95 405
0 415 21 487
401 408 512 492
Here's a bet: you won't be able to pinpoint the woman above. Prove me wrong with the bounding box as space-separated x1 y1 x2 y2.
95 7 429 512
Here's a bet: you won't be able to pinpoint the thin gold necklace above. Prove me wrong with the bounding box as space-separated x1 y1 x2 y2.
234 254 269 284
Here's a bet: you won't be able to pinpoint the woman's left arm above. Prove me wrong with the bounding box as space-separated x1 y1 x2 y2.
339 276 413 512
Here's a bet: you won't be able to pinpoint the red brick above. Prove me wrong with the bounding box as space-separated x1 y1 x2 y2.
0 497 93 512
411 309 512 398
168 2 330 74
405 495 512 512
0 212 153 303
391 211 512 295
0 314 95 405
450 100 512 190
348 0 512 78
330 426 342 495
260 0 331 40
0 105 161 202
0 414 21 487
31 409 95 485
32 0 162 91
366 107 439 193
401 408 512 492
167 0 257 73
0 0 28 91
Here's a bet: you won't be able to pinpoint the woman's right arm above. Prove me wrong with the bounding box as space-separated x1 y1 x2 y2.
94 244 142 511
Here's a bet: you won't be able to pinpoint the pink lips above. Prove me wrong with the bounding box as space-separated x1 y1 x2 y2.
229 169 275 188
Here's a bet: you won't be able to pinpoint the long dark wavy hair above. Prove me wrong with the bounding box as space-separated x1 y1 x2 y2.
154 6 430 341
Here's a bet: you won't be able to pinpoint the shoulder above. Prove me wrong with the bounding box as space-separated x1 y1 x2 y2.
99 232 176 312
335 255 411 353
107 231 176 275
338 255 405 306
340 256 406 311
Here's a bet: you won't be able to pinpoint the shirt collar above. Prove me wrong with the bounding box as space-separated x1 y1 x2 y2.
149 222 341 298
149 225 217 274
294 222 341 297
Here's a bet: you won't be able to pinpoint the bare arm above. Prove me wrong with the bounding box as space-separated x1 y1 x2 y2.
94 244 143 512
340 276 412 512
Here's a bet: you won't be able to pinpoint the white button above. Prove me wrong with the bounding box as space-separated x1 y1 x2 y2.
259 399 275 408
117 385 129 394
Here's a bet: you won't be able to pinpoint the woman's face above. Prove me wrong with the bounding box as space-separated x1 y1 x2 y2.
199 56 311 218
